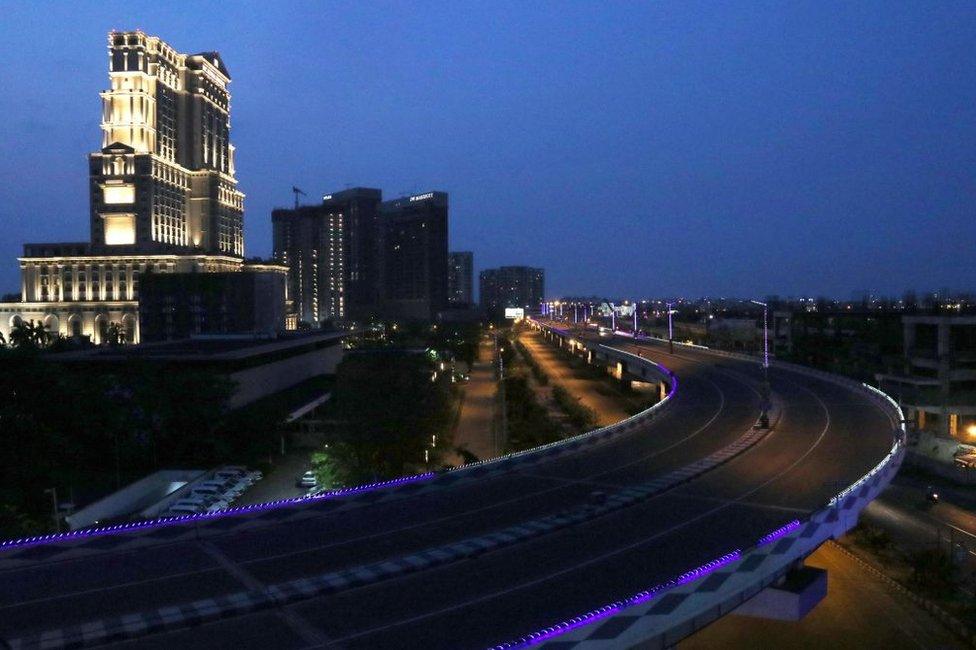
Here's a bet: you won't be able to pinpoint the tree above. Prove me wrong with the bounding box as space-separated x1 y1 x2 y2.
8 319 50 350
106 322 126 347
329 351 453 482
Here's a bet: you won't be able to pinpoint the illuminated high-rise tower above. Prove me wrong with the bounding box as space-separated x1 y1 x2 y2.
0 30 290 345
90 30 244 256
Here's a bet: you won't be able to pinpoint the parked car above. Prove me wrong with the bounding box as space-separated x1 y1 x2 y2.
164 505 202 517
297 471 317 488
198 479 247 498
190 485 239 503
175 496 229 513
215 466 263 485
221 465 263 481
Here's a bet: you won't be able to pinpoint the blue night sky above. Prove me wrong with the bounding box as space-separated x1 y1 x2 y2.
1 1 974 299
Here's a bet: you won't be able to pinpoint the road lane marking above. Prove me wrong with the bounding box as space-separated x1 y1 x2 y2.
324 376 837 645
199 541 329 646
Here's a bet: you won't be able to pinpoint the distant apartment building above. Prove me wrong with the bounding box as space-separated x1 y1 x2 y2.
448 252 473 307
379 192 449 322
138 269 287 342
479 266 545 317
0 30 285 345
877 315 976 443
272 188 383 325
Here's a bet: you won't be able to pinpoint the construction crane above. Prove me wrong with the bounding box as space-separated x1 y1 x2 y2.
292 186 307 209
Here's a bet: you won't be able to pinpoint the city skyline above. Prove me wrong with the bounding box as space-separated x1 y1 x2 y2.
2 2 975 300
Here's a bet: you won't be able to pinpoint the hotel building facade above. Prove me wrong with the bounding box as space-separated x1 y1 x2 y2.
0 30 285 344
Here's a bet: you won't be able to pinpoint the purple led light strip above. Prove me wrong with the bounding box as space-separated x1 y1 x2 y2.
756 519 801 546
491 551 742 649
0 328 676 556
0 472 435 553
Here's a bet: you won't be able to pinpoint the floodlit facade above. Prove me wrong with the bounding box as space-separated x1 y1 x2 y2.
0 30 282 345
91 31 243 255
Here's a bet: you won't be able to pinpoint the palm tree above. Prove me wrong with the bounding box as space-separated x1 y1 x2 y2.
106 321 126 347
8 320 35 349
9 319 53 349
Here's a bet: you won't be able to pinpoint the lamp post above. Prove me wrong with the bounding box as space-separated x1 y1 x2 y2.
633 302 638 336
750 299 771 428
667 302 675 354
45 487 60 534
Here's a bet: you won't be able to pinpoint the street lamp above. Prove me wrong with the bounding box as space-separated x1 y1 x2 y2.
44 487 60 534
750 299 771 428
666 302 675 354
750 300 770 378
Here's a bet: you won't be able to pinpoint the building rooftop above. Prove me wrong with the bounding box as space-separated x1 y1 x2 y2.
48 330 350 363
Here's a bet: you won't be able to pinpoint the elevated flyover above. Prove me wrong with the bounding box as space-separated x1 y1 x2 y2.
0 318 903 649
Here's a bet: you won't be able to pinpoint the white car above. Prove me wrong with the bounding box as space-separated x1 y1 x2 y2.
198 480 246 498
164 505 202 517
173 497 229 513
214 470 255 486
214 467 262 485
297 471 317 489
192 484 242 502
219 466 263 482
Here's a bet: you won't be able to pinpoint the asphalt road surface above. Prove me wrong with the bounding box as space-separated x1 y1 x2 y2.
0 332 896 649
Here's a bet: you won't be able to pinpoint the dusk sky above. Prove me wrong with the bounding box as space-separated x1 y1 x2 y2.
1 1 974 299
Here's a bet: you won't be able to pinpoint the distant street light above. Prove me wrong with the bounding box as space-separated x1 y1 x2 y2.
750 299 771 428
750 300 770 377
667 302 675 354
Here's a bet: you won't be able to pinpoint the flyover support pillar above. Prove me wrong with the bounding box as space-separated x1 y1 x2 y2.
734 564 827 622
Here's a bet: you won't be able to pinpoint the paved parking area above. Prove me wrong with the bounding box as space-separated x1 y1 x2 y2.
234 452 310 506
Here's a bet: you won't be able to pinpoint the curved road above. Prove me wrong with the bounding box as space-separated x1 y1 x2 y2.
0 331 896 649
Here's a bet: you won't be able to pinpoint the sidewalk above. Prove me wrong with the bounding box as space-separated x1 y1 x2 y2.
520 330 631 427
451 337 498 463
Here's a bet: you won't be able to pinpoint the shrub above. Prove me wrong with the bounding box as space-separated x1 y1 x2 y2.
552 384 598 431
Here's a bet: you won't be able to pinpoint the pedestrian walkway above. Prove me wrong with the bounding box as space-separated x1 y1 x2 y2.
520 330 631 427
451 338 498 464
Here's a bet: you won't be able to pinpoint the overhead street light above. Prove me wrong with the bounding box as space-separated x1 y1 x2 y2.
750 299 771 428
666 302 675 354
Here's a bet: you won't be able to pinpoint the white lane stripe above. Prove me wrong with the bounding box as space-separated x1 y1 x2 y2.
321 370 837 647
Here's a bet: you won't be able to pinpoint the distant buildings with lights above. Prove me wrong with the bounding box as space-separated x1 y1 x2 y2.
380 192 449 322
274 190 449 324
272 188 384 325
479 266 545 319
448 252 474 307
877 315 976 444
0 30 288 345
